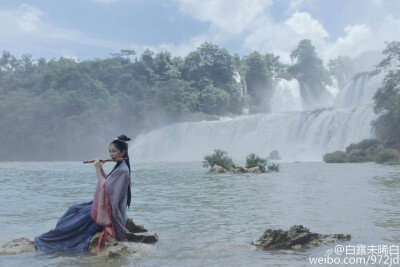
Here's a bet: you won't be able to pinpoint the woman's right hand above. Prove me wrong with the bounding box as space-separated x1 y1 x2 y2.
93 158 103 169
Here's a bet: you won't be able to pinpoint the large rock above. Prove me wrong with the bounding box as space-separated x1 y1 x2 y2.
88 233 128 260
210 164 226 173
252 225 351 251
0 238 35 255
126 218 148 233
88 219 158 260
248 166 261 173
232 164 249 173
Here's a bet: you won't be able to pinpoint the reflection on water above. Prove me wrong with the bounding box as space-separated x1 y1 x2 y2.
0 162 399 266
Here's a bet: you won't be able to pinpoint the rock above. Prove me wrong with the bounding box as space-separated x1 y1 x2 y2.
248 166 261 173
126 218 148 233
88 219 159 260
127 232 158 244
0 238 35 255
252 225 351 251
233 164 249 173
88 233 128 261
210 164 226 173
269 150 281 160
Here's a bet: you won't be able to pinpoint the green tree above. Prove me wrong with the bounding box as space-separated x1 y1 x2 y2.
288 40 332 106
328 56 354 89
372 41 400 150
244 52 272 111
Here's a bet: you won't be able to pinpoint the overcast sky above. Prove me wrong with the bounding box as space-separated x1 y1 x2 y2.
0 0 399 63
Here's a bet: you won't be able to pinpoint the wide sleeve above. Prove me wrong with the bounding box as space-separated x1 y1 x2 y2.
91 169 112 226
107 168 130 241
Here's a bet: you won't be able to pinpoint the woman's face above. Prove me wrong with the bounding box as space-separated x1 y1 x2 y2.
109 144 125 160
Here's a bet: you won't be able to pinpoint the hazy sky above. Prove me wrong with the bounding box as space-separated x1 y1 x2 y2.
1 0 399 63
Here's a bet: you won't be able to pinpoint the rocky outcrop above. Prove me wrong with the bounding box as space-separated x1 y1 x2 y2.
247 166 261 173
0 219 157 261
210 164 264 174
210 165 226 173
0 238 35 255
88 219 158 260
252 225 351 251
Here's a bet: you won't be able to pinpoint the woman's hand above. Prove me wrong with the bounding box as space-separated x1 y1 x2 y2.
93 158 103 169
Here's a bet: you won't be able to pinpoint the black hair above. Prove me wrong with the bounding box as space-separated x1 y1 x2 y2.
109 134 132 208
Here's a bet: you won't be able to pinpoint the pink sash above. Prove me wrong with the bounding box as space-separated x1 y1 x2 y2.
91 169 115 253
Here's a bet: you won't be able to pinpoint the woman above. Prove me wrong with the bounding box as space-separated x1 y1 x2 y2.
30 135 132 253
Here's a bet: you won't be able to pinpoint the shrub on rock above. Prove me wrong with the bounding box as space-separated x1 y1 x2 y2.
202 149 234 171
246 153 268 173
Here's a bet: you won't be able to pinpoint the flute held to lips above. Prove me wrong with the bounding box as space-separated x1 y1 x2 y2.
82 158 125 164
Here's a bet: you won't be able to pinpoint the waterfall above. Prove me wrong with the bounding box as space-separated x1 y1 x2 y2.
334 72 384 108
131 104 376 162
131 72 383 162
270 79 303 112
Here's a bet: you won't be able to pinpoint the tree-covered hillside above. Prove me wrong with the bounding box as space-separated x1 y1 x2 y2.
0 40 343 161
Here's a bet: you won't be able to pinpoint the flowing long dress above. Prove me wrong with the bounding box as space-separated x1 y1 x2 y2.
34 161 131 253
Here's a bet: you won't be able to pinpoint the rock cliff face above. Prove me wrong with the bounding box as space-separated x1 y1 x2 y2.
252 225 351 251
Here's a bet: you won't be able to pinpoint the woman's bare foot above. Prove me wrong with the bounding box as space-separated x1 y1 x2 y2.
25 237 34 244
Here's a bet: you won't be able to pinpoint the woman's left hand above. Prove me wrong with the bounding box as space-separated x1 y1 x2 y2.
93 158 103 169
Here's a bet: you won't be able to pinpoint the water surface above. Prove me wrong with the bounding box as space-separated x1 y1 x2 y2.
0 162 399 266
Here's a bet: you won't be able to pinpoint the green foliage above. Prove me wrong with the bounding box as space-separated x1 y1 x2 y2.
268 163 280 172
244 52 273 110
323 138 400 165
246 153 268 173
328 56 354 89
375 148 400 165
202 149 234 170
372 41 400 151
0 40 341 161
288 40 332 106
323 151 347 163
345 139 382 153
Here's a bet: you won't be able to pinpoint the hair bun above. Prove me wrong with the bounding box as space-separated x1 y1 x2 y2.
117 135 131 142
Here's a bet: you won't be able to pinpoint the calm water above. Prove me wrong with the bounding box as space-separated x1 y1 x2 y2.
0 161 399 266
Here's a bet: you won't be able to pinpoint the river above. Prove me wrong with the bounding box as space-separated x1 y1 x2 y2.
0 161 399 266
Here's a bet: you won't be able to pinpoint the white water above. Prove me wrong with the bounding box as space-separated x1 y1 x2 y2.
335 72 385 108
131 73 384 162
270 79 303 112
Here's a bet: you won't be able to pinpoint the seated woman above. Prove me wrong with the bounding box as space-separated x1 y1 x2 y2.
28 135 132 253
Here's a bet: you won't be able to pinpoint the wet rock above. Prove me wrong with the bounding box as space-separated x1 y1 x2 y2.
248 166 261 173
210 165 226 173
125 218 158 244
127 232 158 244
88 219 158 260
126 218 148 233
88 233 128 261
252 225 351 251
0 238 35 255
233 164 249 173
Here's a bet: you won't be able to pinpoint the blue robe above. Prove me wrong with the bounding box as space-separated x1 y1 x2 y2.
34 201 102 253
34 161 130 253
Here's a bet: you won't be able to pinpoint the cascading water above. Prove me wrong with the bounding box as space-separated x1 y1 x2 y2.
131 73 384 162
131 105 376 162
270 79 303 112
334 72 385 108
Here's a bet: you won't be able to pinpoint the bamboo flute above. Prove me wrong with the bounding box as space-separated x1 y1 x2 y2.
83 158 125 164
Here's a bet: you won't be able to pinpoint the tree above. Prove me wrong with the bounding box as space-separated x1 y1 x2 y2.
182 42 235 87
288 40 332 106
328 56 354 89
264 53 288 78
372 41 400 150
244 52 272 111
